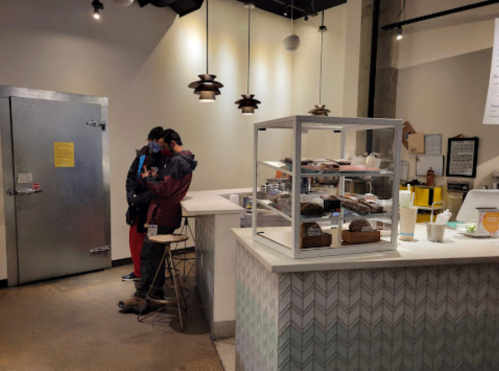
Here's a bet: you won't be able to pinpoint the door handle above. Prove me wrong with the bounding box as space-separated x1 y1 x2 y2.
7 188 42 196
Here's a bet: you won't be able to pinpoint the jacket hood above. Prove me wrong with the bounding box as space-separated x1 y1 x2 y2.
177 150 197 171
136 145 149 157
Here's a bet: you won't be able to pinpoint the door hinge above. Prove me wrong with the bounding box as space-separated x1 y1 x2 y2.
89 246 110 256
86 120 106 131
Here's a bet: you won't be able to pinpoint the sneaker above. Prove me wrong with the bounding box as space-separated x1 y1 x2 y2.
122 272 140 282
118 296 147 314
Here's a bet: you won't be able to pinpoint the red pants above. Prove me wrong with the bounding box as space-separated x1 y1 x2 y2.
129 223 146 277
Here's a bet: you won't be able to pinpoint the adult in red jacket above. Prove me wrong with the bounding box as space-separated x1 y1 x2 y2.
119 129 197 313
122 126 169 282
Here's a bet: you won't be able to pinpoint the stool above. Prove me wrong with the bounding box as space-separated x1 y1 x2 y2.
138 234 190 331
171 215 196 282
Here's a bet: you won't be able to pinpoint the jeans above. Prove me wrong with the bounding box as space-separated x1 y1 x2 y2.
135 226 176 298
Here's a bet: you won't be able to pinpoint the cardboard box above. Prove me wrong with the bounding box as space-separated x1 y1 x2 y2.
342 230 381 244
402 121 416 150
408 133 425 154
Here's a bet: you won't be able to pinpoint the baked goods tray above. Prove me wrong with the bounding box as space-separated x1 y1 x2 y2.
258 161 393 177
258 200 391 222
343 209 392 219
267 202 331 219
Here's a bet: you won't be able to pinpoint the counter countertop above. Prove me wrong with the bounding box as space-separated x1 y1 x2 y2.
181 188 251 216
232 224 499 273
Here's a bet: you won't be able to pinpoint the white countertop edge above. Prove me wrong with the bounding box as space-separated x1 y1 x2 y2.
181 207 245 216
232 227 499 274
181 188 251 216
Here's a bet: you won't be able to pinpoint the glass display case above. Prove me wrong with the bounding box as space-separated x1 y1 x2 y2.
252 115 403 259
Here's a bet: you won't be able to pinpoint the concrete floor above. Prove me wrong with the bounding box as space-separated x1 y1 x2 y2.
214 338 235 371
0 265 224 371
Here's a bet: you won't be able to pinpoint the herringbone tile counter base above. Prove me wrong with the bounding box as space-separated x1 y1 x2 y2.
236 242 499 371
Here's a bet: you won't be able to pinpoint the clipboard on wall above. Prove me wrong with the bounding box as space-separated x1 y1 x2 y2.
416 155 445 176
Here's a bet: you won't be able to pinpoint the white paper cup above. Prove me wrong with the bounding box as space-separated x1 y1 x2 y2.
427 224 446 242
400 207 418 241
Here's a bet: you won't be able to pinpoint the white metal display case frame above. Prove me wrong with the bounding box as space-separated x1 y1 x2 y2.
252 115 403 259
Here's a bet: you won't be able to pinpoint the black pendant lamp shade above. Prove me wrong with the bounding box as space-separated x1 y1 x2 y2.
309 11 329 117
236 3 260 115
308 104 331 116
188 74 223 102
188 0 223 102
236 94 261 115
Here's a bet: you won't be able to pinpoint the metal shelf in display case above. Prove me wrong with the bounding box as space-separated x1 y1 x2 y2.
252 115 403 259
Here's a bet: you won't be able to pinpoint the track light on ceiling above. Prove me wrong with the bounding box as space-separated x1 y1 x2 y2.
236 3 261 115
309 10 330 117
188 0 224 102
91 0 104 20
397 26 403 40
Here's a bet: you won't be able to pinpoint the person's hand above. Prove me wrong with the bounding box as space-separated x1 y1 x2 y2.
149 167 158 178
140 166 149 179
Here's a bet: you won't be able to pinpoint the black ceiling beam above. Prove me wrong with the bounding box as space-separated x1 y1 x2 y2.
382 0 499 30
268 0 307 14
235 0 346 20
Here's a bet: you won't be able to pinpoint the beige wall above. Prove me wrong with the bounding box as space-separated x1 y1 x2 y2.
396 0 499 216
399 0 499 69
0 0 359 280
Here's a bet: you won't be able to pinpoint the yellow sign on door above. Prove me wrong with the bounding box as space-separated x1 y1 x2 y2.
54 142 75 168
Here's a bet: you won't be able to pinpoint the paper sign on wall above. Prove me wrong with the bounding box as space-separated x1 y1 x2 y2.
54 142 75 167
484 18 499 125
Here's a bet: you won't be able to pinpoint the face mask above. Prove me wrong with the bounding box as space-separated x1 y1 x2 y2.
148 141 162 155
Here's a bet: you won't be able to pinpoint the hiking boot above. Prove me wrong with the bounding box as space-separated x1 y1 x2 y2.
122 272 140 282
118 296 147 314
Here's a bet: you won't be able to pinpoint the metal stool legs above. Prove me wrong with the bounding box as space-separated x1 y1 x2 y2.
172 216 196 282
137 243 189 331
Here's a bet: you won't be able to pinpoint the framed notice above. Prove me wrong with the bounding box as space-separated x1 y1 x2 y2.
446 138 479 178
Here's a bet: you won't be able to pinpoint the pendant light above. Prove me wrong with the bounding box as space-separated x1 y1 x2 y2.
235 3 261 115
188 0 224 102
91 0 104 20
283 0 300 51
309 11 331 117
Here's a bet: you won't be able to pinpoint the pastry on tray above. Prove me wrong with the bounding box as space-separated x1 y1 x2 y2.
318 162 340 170
301 202 324 216
282 158 314 166
334 159 352 166
359 201 384 214
324 195 385 214
272 193 292 210
273 194 324 216
349 219 372 233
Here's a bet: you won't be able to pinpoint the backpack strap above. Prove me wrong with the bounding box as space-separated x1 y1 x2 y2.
137 154 146 180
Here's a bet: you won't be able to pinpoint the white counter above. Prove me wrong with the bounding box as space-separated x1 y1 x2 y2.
232 224 499 273
181 188 251 340
234 223 499 371
181 188 251 216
